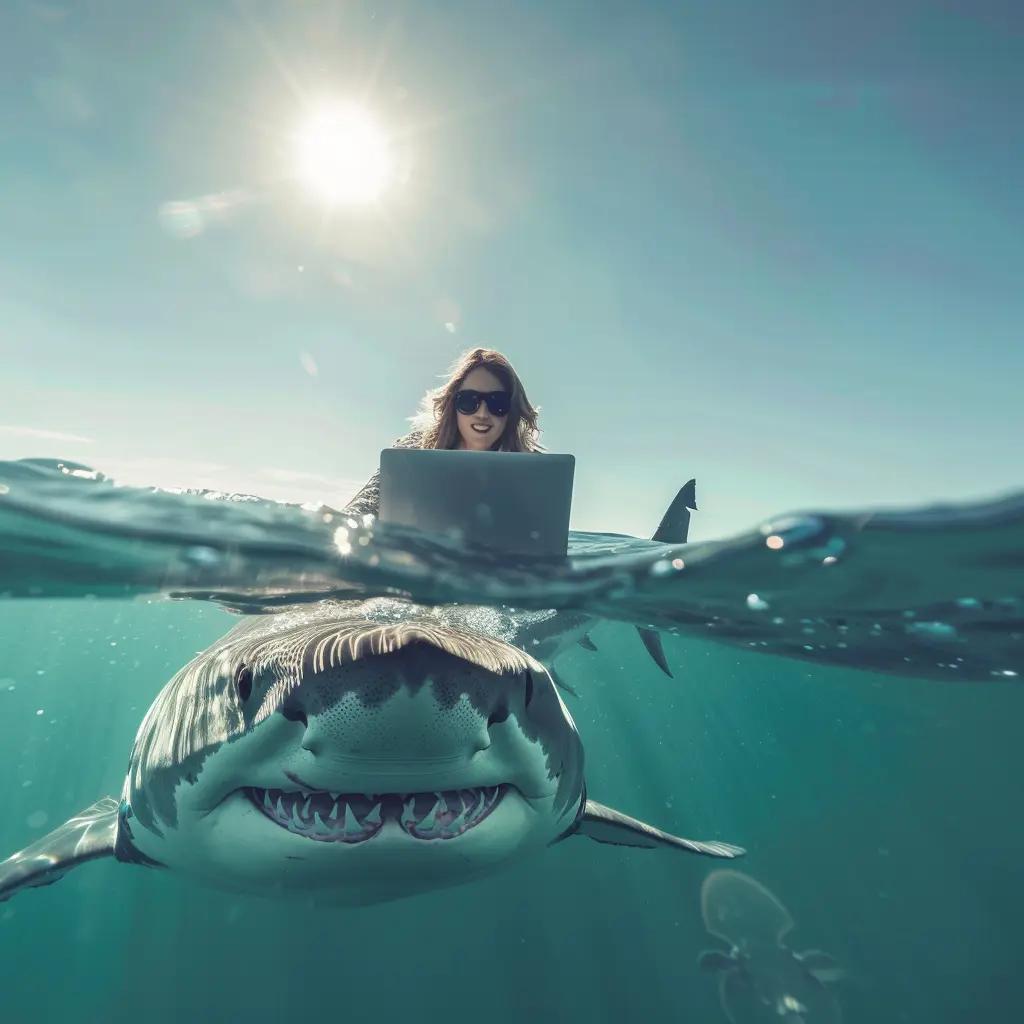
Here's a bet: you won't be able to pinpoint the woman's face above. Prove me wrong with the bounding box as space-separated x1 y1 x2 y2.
455 366 509 451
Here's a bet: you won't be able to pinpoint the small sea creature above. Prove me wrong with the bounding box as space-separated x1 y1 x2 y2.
699 870 844 1023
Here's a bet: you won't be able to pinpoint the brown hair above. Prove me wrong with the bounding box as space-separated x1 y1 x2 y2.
415 348 542 452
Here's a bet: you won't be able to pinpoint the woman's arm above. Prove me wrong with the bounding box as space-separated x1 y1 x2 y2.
342 470 382 518
342 429 424 518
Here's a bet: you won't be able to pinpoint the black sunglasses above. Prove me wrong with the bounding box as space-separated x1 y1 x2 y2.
454 389 511 417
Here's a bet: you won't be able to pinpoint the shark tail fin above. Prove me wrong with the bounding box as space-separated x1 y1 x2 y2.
0 797 120 903
576 800 744 859
636 628 673 677
635 478 698 676
652 478 697 544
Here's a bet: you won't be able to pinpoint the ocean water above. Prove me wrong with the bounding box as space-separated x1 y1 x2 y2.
0 459 1021 1023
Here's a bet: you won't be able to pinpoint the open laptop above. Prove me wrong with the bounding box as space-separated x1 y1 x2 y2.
378 449 575 557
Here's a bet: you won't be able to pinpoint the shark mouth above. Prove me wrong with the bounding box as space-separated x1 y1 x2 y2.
245 786 507 843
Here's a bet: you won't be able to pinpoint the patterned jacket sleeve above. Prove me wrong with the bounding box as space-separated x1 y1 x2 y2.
342 429 424 517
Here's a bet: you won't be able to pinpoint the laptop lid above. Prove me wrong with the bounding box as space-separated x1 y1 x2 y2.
378 449 575 557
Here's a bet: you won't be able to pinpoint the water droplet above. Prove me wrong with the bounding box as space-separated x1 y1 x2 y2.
746 593 769 611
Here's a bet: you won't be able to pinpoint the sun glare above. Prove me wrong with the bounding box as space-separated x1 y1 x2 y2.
294 105 394 206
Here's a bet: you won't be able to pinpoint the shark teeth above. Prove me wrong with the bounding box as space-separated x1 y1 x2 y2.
343 803 364 839
401 786 504 841
246 785 507 844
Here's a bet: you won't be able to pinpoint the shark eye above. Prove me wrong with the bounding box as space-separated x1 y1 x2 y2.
234 664 253 703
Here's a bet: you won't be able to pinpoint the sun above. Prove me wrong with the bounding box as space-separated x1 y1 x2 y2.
294 105 394 206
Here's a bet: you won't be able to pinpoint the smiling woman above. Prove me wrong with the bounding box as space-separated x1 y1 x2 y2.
294 104 394 205
344 348 543 518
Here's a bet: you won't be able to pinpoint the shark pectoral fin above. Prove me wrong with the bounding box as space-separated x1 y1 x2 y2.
796 950 844 984
577 634 598 652
0 796 119 903
652 479 697 544
698 950 736 973
636 627 673 677
577 800 745 859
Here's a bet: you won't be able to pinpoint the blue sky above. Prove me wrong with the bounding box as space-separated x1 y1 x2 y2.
1 1 1021 539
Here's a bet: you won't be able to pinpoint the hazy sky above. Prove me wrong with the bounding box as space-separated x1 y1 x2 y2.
1 1 1021 539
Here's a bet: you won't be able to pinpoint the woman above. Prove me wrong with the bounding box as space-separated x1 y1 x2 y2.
344 347 542 517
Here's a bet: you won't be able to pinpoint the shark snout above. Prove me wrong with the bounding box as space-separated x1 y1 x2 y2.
282 643 517 765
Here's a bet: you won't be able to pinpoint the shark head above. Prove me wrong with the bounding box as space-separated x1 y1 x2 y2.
122 600 585 904
1 594 742 908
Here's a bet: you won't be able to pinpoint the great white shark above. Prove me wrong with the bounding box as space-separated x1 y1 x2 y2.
0 595 741 906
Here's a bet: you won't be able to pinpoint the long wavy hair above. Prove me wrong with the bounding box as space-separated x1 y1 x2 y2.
413 348 543 452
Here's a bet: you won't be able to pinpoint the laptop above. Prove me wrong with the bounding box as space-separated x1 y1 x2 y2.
378 449 575 557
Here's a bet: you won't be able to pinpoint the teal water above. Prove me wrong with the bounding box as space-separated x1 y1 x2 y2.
0 464 1022 1023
